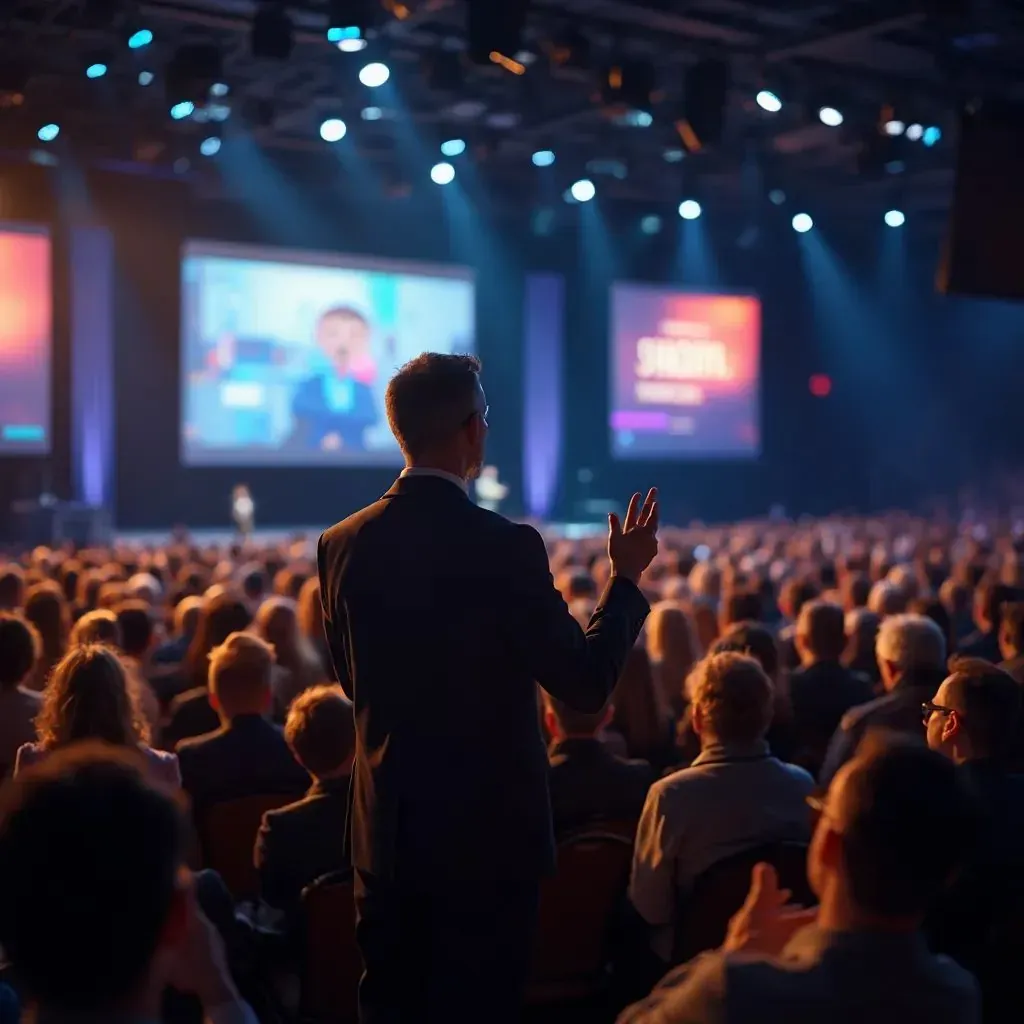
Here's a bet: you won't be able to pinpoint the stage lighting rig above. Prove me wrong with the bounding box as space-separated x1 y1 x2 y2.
327 0 388 47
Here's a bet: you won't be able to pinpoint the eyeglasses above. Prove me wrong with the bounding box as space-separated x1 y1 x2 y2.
921 700 956 726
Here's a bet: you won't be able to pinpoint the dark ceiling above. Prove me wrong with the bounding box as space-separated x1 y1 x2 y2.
2 0 1024 215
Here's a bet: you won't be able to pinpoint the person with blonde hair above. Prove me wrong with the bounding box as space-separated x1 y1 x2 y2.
13 644 179 789
255 596 326 717
646 601 701 719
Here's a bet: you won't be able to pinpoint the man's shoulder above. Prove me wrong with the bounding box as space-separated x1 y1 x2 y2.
174 727 223 758
839 691 895 732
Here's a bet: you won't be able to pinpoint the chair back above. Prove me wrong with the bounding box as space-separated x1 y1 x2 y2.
673 841 813 963
300 869 360 1024
199 793 296 899
528 830 633 1003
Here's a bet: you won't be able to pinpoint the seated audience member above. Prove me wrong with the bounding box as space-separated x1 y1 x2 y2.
115 599 163 744
0 744 258 1024
618 739 980 1024
867 579 907 618
960 574 1018 662
176 632 309 812
719 588 763 635
788 601 874 776
842 608 881 684
630 653 814 961
0 613 43 773
777 577 820 671
819 613 946 787
998 601 1024 685
609 646 675 768
0 567 24 612
296 576 332 682
125 572 162 606
163 592 252 747
22 581 68 690
14 645 180 789
153 594 204 667
646 601 701 720
840 571 871 612
255 596 325 718
543 692 655 837
240 565 270 612
941 578 975 647
69 608 121 647
255 685 354 910
909 597 955 663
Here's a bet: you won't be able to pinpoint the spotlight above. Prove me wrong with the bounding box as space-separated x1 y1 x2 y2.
210 82 230 98
531 149 555 167
338 37 368 52
768 188 786 205
127 28 153 49
359 61 390 87
361 106 383 120
320 118 347 142
792 212 813 233
430 161 456 185
640 215 662 235
440 138 466 157
883 119 905 136
756 90 782 113
923 125 941 147
884 209 905 228
678 199 701 220
37 123 60 143
570 178 596 203
138 70 154 86
252 2 294 61
327 0 383 45
170 100 195 120
86 63 108 79
199 136 221 157
818 106 843 127
906 122 923 141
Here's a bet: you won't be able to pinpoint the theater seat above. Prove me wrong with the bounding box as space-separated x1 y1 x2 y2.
673 841 814 964
300 869 360 1024
527 830 633 1004
199 793 297 899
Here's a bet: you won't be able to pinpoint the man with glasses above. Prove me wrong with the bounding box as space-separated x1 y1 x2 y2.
619 738 980 1024
318 352 659 1022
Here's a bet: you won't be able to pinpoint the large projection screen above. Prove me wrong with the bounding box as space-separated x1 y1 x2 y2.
610 284 761 459
180 241 476 466
0 224 51 454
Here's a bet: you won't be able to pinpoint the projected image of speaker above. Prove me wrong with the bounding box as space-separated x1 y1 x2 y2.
939 100 1024 301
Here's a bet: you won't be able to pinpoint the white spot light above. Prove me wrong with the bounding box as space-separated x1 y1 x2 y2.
570 178 596 203
320 118 347 142
818 106 843 127
359 62 390 88
884 209 905 228
430 161 456 185
792 212 813 233
756 90 782 113
678 199 702 220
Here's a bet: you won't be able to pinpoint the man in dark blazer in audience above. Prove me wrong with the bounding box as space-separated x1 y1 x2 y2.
542 691 655 837
255 685 353 910
318 353 658 1023
176 633 309 813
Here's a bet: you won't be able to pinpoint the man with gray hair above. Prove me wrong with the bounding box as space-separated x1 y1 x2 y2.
819 613 947 786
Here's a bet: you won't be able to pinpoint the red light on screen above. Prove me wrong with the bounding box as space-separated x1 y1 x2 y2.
809 374 832 398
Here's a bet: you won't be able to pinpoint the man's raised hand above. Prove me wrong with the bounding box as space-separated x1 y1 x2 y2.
608 487 659 585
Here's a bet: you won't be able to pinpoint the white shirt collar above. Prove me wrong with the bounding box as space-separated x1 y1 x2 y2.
400 466 469 495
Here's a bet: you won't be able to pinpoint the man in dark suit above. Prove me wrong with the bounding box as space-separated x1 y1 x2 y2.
959 574 1018 662
542 691 655 837
255 685 354 910
176 632 309 813
318 353 658 1023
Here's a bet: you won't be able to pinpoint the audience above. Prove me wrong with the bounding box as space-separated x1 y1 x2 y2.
998 600 1024 685
0 567 25 612
0 613 43 773
22 581 68 690
176 632 309 813
619 739 980 1023
842 607 881 683
14 644 180 789
153 594 204 666
69 607 121 647
254 596 325 718
645 601 701 719
255 685 355 910
819 613 946 786
960 574 1018 661
630 653 814 961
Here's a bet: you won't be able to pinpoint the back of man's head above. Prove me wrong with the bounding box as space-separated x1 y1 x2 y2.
69 608 121 648
0 567 25 611
976 574 1018 632
285 685 355 778
938 658 1021 760
0 744 185 1015
385 353 482 459
115 600 155 659
690 652 773 747
796 600 847 664
875 613 946 678
1000 601 1024 660
824 739 977 918
0 612 40 690
721 588 763 630
209 631 274 718
709 622 779 681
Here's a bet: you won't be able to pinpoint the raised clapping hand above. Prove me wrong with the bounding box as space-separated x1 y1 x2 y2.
722 862 817 957
607 487 659 585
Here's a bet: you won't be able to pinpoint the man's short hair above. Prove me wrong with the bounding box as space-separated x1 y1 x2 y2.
690 652 773 745
1001 601 1024 653
114 600 154 659
796 600 847 663
384 353 482 458
838 739 978 917
709 622 779 680
209 631 274 711
976 574 1019 628
0 567 25 610
68 609 121 648
875 613 946 672
318 305 367 327
0 613 40 690
721 589 763 628
0 744 185 1014
285 685 355 777
944 657 1022 758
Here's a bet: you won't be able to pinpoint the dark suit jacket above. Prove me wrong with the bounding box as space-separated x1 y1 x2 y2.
291 373 378 450
958 628 1001 662
547 737 654 837
163 687 220 749
254 775 350 910
176 714 310 812
317 473 650 884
